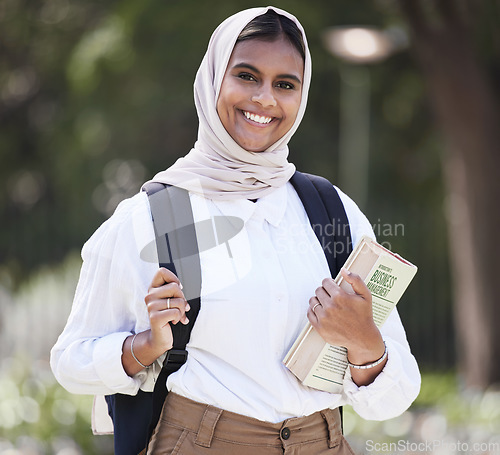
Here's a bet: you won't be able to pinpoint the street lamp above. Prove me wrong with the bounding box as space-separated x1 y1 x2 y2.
322 26 408 209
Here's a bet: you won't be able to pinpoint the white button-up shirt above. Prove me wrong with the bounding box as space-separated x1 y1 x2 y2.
51 181 420 425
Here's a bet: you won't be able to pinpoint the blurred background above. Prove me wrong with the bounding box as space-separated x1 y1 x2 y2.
1 0 499 453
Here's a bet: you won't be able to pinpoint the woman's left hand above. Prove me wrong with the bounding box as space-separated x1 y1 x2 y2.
307 268 386 370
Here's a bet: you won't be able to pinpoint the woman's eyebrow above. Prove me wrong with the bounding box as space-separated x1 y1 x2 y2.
232 63 302 85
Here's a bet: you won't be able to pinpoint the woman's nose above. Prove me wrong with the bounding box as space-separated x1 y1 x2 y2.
251 85 277 107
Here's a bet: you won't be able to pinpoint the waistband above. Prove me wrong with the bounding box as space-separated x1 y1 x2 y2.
159 392 343 449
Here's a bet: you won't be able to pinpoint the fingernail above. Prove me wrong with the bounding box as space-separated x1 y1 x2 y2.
179 283 184 290
186 303 191 312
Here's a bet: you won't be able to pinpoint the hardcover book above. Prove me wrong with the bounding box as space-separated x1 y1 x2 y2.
283 235 417 392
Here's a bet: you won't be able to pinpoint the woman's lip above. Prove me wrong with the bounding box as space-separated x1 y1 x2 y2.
241 110 276 126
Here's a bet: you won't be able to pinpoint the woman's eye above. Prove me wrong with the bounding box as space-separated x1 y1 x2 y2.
238 73 256 82
276 81 294 90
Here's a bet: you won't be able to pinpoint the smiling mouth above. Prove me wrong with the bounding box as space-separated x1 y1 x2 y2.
242 110 274 125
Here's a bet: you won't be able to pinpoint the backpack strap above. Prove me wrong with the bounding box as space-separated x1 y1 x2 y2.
105 183 202 455
142 182 202 446
290 171 352 274
144 183 202 351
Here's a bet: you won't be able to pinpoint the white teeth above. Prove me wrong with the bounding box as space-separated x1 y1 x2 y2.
244 111 272 124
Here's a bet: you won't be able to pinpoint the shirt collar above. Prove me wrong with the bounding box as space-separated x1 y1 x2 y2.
211 184 288 227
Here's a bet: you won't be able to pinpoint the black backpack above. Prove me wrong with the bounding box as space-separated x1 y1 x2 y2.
105 171 352 455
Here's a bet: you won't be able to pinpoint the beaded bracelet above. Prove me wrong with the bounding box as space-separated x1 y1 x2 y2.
130 333 150 369
348 342 388 370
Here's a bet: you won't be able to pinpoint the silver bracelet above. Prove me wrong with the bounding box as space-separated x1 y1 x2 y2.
130 333 150 369
348 342 388 370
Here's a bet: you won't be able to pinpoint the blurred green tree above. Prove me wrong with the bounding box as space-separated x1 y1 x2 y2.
1 0 451 371
398 0 500 389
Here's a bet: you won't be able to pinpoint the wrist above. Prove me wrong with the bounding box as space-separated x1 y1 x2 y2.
130 333 151 369
348 341 387 369
346 335 385 366
145 329 173 357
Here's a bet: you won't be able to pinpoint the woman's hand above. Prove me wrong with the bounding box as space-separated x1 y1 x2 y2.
122 268 190 376
307 268 387 386
145 267 190 353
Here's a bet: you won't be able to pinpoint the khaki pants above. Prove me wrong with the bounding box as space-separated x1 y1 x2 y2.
147 393 355 454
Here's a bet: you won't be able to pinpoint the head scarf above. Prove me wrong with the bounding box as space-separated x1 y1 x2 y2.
145 6 312 200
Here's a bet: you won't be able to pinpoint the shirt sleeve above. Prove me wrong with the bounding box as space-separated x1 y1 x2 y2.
50 192 161 396
335 186 421 420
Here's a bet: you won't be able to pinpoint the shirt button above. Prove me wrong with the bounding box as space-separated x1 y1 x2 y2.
281 427 291 440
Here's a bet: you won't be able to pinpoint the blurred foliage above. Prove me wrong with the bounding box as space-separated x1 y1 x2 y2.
3 1 500 450
4 0 492 368
1 360 499 454
1 260 495 453
344 372 500 454
0 0 439 276
0 356 113 454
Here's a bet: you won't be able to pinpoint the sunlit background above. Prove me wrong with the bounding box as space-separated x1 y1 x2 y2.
1 0 500 454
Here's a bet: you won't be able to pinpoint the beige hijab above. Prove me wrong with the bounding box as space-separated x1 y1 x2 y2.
145 6 312 200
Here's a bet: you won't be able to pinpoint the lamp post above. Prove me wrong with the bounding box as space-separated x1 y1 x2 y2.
322 26 408 209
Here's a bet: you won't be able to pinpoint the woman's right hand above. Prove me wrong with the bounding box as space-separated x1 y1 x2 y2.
145 267 190 353
122 268 190 376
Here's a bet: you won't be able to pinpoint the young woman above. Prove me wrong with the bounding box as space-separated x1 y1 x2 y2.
51 7 420 454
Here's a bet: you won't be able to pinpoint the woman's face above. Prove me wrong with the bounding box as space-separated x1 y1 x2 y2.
217 37 304 152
